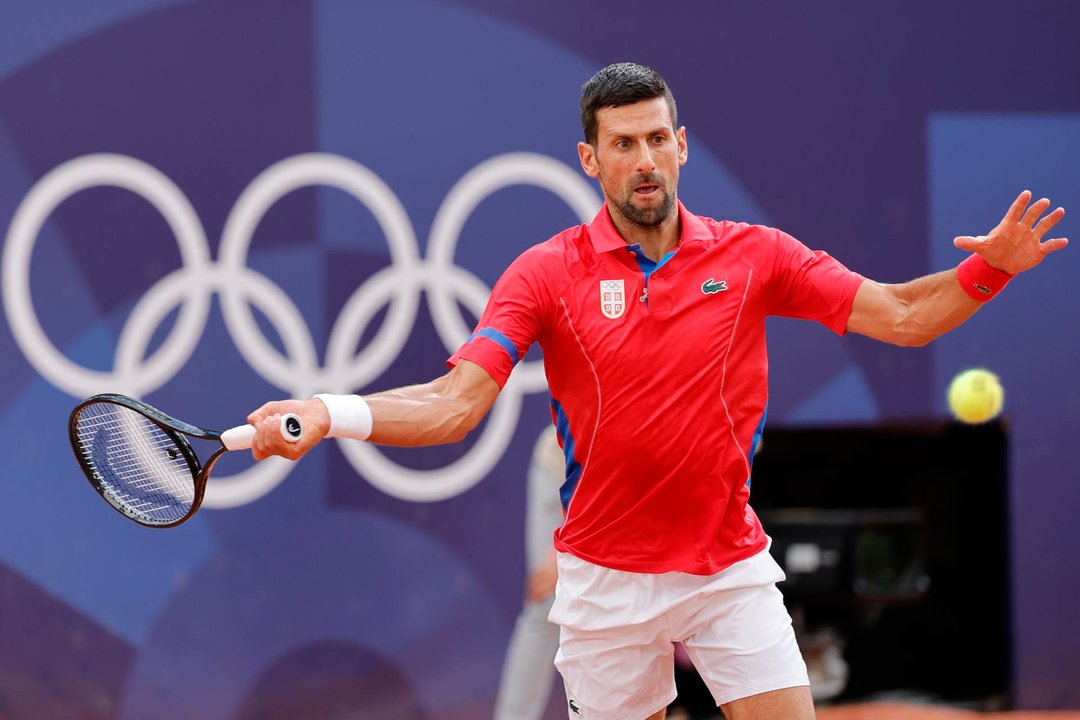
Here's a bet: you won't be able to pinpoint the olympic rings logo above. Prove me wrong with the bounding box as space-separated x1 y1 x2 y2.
2 152 601 505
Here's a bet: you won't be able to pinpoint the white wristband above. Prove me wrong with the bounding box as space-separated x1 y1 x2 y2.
313 394 373 441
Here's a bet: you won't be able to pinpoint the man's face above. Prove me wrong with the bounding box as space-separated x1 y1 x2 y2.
578 96 688 229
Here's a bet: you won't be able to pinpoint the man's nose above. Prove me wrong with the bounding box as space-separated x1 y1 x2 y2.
633 141 656 175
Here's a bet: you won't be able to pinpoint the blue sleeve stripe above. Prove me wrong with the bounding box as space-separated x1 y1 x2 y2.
470 327 520 364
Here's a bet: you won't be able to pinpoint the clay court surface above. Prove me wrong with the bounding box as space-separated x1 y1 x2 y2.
818 704 1080 720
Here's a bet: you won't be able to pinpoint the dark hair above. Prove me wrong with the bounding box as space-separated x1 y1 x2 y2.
580 62 677 145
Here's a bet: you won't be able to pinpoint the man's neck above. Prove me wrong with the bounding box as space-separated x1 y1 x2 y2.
607 201 681 262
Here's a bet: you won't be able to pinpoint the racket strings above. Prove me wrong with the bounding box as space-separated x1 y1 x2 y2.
73 403 196 524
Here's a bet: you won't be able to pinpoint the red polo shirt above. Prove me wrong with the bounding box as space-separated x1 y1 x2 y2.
449 201 864 575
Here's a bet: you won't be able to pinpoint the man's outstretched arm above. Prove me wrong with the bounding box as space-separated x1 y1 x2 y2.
246 359 501 461
846 190 1067 347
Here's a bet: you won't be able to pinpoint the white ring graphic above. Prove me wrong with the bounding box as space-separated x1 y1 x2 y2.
2 151 602 504
219 154 421 394
2 154 211 398
427 153 600 394
111 264 311 506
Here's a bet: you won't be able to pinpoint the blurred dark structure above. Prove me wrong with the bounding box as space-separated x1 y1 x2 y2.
753 421 1011 704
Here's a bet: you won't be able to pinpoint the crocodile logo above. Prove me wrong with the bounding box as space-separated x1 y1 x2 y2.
701 278 728 294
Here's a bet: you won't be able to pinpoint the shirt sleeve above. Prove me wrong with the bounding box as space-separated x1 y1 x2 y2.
446 246 552 388
766 228 865 335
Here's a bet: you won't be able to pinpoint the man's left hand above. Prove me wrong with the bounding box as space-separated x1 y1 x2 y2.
954 190 1067 275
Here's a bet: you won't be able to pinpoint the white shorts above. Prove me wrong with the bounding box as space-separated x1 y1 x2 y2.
549 546 809 720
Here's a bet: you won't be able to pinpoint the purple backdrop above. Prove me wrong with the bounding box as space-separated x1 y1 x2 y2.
1 1 1077 715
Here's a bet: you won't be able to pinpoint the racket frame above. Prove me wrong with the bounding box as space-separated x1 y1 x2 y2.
69 393 232 528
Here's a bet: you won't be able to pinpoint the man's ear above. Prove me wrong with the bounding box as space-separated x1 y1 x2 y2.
578 141 600 178
677 126 688 166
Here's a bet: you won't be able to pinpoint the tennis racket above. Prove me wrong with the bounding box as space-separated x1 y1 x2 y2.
68 393 303 528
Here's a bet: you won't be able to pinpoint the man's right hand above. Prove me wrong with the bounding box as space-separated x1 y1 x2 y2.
525 550 559 602
247 398 331 461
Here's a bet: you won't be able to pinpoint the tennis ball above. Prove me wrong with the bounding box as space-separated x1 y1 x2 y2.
947 368 1004 424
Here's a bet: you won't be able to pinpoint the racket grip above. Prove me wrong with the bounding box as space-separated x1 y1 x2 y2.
221 424 256 450
220 414 304 451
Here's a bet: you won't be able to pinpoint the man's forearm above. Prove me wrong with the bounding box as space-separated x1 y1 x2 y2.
849 268 983 347
364 378 485 447
248 361 500 461
887 268 983 346
356 360 501 447
849 190 1065 348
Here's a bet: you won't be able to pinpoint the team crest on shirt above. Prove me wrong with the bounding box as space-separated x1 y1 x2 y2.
599 279 625 319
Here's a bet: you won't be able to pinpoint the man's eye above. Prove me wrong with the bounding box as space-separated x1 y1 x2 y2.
652 135 666 144
616 140 630 149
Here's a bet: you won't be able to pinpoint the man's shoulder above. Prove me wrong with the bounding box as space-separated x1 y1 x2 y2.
684 213 796 274
516 222 594 272
545 221 593 250
689 214 784 256
694 214 782 245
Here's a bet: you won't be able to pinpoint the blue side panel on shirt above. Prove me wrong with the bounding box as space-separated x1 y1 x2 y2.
745 404 768 487
465 327 520 364
549 396 583 514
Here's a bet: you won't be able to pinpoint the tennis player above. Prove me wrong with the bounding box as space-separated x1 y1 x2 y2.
247 63 1067 720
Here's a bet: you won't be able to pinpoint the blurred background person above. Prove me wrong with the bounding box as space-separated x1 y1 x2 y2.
494 423 565 720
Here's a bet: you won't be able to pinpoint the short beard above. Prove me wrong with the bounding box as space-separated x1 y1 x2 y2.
606 171 677 229
613 189 676 228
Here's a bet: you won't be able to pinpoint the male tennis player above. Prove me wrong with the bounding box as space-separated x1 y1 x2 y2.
248 63 1067 720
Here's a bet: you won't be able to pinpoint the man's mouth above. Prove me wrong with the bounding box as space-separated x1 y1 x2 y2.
634 184 659 197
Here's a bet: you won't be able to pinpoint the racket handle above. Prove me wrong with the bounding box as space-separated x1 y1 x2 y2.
220 413 304 451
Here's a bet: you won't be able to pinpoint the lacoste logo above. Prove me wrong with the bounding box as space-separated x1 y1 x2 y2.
701 278 728 294
973 282 992 295
569 699 582 715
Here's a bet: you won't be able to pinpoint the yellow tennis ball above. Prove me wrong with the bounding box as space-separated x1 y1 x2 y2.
947 368 1004 424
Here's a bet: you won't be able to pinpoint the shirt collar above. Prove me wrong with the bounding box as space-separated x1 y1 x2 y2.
587 199 712 254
